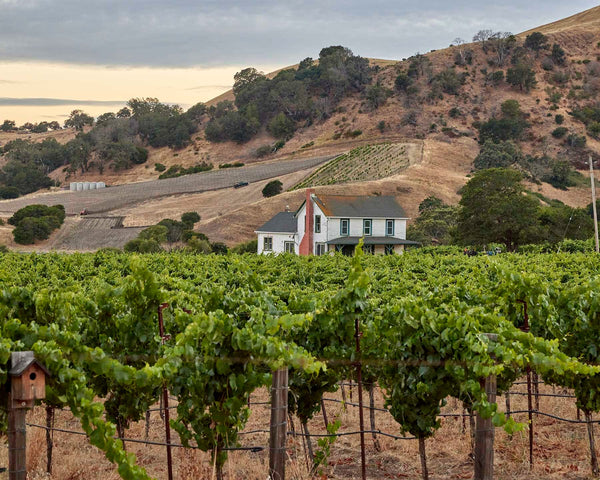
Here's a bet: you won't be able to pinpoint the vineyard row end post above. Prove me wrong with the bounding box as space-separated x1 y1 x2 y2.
269 367 288 480
474 334 497 480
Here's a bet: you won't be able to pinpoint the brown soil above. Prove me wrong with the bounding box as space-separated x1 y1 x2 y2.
1 380 595 480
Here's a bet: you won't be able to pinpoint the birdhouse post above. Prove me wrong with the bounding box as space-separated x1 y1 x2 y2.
7 351 50 480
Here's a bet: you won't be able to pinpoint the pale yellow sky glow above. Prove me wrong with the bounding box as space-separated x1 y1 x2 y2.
0 61 283 125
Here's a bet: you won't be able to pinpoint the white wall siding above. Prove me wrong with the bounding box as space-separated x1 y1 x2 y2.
257 232 298 254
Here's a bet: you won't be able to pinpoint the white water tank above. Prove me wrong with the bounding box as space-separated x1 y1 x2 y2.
70 183 77 191
82 182 90 190
97 182 106 189
76 182 83 191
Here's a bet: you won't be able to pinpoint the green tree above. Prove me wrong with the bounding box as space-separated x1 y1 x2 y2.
394 73 412 93
64 109 94 131
181 211 201 227
474 140 522 169
524 32 548 53
0 120 16 131
457 168 540 250
506 63 537 91
408 198 458 245
262 180 283 198
365 83 389 110
551 44 566 65
267 113 295 139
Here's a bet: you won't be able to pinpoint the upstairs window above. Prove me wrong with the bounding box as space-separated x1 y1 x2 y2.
263 237 273 251
284 241 295 253
386 219 395 236
340 218 350 236
363 219 372 236
315 215 321 233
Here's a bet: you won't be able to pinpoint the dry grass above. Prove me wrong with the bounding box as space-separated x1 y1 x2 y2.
0 379 597 480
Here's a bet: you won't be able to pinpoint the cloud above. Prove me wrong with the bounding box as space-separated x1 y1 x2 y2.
0 97 125 106
0 79 23 84
0 1 596 67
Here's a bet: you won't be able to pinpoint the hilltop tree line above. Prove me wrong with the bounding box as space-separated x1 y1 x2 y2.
0 98 203 198
204 46 372 144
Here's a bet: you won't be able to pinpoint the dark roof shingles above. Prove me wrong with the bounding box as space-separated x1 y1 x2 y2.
256 211 297 233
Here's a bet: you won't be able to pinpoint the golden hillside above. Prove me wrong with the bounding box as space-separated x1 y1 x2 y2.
2 7 599 249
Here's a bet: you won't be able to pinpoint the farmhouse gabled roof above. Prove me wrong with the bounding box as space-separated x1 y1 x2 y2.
255 211 297 233
314 195 408 218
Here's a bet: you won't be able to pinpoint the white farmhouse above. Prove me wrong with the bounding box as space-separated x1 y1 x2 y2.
255 190 419 255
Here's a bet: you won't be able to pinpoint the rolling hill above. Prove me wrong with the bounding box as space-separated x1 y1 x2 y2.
1 6 599 250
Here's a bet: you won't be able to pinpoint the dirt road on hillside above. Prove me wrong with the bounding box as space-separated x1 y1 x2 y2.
0 155 334 215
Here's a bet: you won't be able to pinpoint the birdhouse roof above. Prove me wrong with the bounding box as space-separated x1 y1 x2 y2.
9 351 50 377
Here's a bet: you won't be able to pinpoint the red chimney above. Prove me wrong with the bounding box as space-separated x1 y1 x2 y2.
299 189 314 255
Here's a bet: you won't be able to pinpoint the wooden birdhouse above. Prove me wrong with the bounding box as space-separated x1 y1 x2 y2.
9 351 50 409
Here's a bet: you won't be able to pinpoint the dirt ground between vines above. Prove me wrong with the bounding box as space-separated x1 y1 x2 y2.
0 379 597 480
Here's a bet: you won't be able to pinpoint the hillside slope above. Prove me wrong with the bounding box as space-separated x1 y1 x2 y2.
1 7 599 249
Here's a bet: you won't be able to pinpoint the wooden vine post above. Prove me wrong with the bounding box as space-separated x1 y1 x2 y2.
269 367 288 480
474 334 497 480
7 351 50 480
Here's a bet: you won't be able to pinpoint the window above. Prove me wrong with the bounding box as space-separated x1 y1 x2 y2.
364 244 374 254
316 243 326 256
340 218 350 236
284 241 294 253
263 237 273 251
386 219 395 236
385 245 395 255
315 215 321 233
363 219 372 236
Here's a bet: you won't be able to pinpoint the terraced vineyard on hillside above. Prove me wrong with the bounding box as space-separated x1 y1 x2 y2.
294 142 422 189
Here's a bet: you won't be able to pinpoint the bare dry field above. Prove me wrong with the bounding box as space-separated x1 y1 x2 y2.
0 380 596 480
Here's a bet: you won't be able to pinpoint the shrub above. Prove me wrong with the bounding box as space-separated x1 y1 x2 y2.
231 239 258 254
13 217 57 244
343 129 362 138
555 114 564 124
186 237 212 253
9 204 65 226
139 224 168 243
154 163 166 172
486 70 504 86
255 145 273 158
589 122 600 139
566 133 587 148
181 211 201 226
377 120 386 133
541 57 554 71
219 162 244 169
551 127 568 138
449 107 462 118
123 238 163 253
262 180 283 198
0 186 20 199
210 242 228 255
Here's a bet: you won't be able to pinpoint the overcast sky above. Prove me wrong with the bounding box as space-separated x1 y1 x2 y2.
0 0 597 123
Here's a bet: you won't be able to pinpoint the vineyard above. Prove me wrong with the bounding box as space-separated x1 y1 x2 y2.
1 249 600 479
293 143 420 189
